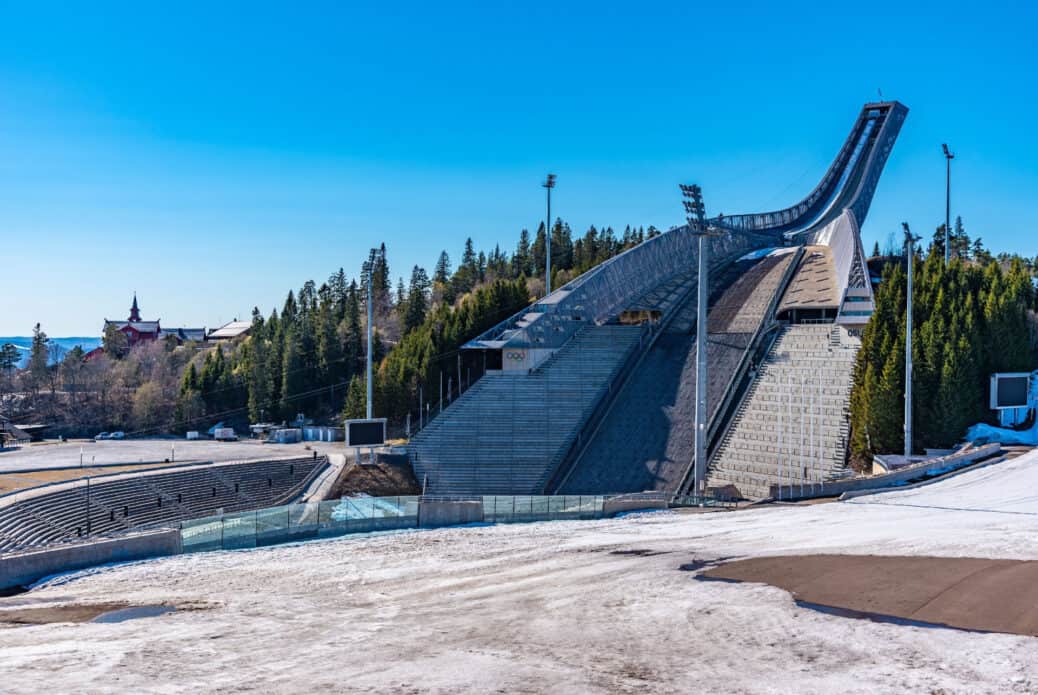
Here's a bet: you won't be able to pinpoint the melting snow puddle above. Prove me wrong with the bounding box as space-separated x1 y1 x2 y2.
0 602 185 626
92 605 176 623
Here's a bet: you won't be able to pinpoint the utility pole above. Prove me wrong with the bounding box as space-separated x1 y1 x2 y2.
366 262 373 420
543 173 556 295
942 144 954 263
680 183 726 497
902 222 921 458
85 475 91 536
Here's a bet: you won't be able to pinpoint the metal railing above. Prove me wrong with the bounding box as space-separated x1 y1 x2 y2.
179 494 614 552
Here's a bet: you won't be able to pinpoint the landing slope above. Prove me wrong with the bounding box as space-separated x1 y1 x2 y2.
3 451 1036 694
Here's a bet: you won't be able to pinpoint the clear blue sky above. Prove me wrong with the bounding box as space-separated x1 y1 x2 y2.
2 1 1035 335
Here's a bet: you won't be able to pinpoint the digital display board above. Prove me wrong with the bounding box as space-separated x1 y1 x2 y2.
990 373 1031 410
345 419 386 447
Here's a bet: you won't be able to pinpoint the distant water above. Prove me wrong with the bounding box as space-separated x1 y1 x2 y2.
0 337 102 367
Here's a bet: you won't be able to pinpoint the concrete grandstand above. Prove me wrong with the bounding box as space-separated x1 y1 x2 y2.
410 101 908 499
0 456 327 552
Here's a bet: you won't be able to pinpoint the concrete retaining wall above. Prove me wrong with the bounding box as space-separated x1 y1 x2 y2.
0 530 182 591
419 501 484 528
769 443 1003 501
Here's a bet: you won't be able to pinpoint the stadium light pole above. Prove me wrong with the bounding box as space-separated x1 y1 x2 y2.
366 262 373 420
543 173 556 295
681 183 726 498
942 144 954 263
902 222 921 458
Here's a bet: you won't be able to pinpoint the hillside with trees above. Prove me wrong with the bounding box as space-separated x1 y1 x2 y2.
850 219 1038 467
1 220 653 438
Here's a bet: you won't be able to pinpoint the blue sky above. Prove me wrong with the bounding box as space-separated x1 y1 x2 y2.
2 1 1035 335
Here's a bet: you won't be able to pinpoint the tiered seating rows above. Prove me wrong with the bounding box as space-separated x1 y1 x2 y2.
558 253 794 494
409 325 645 495
0 456 325 552
708 324 857 499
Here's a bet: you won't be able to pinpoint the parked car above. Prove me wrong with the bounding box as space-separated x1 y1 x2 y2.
109 431 126 440
213 427 238 442
94 432 110 441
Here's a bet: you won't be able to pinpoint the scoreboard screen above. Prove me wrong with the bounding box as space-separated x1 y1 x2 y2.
990 373 1030 410
345 419 386 447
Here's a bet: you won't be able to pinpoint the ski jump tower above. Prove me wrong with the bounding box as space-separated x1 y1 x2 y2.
410 102 908 498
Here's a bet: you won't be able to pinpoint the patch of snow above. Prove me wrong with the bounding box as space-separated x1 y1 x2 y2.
2 450 1038 693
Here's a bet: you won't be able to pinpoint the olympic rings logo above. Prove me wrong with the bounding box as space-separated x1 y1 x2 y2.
505 351 525 361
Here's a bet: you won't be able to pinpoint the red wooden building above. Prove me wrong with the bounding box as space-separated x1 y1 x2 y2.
104 294 161 347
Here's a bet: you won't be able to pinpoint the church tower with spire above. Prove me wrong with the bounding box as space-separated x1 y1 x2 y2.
128 293 141 322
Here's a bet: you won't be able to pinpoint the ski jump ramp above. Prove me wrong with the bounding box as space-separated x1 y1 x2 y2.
411 102 908 497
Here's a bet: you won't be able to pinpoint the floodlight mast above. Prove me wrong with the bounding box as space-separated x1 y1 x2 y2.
543 174 556 295
681 183 727 497
902 222 921 458
942 144 954 264
367 263 373 420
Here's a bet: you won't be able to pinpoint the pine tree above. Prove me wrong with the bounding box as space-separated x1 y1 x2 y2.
461 238 477 276
952 216 970 259
246 331 273 423
342 375 367 420
0 343 19 400
280 328 305 419
531 223 547 277
316 300 344 397
174 363 204 430
329 268 348 322
343 281 363 376
513 229 533 278
102 323 129 359
27 323 50 406
281 290 298 326
433 251 451 284
851 238 1037 461
404 265 431 334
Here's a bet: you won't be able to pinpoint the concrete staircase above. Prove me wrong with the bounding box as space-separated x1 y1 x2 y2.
707 324 859 499
557 251 797 494
408 324 645 495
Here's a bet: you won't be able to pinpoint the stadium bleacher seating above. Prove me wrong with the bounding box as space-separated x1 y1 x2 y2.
707 324 858 498
557 251 796 494
0 456 326 552
409 324 645 495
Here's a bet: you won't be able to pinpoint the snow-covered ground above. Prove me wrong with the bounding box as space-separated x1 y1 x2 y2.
0 439 327 473
3 452 1038 694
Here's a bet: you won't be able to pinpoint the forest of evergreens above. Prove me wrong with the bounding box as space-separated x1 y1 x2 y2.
5 214 1034 455
1 220 655 437
850 219 1037 465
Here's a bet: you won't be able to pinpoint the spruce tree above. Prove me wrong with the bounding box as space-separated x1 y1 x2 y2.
280 329 304 420
513 229 533 278
433 251 451 284
342 375 367 420
404 265 431 334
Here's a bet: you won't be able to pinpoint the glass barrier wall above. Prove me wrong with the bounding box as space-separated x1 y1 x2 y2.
180 495 613 553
